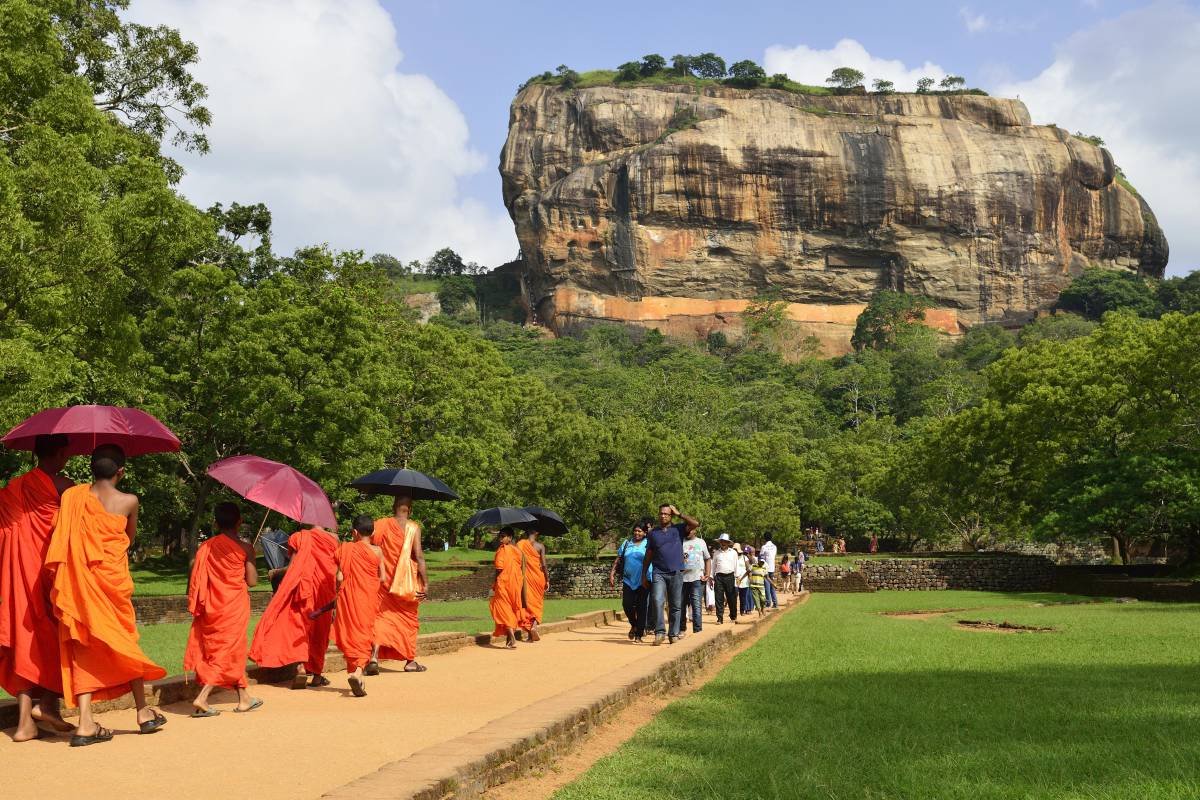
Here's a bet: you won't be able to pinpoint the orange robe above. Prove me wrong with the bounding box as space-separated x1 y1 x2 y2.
333 540 382 673
517 538 547 631
0 468 64 695
372 518 421 662
249 528 337 673
490 543 523 637
46 485 165 705
184 534 252 688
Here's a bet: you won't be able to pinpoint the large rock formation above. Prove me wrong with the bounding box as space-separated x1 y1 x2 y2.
500 83 1168 354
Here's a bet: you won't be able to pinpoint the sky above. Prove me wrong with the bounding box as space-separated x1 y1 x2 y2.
135 0 1197 277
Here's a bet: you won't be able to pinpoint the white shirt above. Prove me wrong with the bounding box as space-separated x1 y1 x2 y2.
735 554 750 588
712 546 738 575
760 541 777 573
681 537 711 582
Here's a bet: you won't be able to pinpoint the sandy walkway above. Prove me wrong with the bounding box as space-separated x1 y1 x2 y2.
2 602 787 799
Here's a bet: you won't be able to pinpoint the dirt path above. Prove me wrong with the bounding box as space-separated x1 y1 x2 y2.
2 597 802 800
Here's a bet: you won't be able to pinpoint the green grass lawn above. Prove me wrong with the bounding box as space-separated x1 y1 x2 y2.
557 591 1200 800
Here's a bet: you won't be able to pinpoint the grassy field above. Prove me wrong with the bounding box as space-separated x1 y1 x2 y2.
557 591 1200 800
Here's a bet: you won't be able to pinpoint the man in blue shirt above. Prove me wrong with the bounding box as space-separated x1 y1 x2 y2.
642 503 700 645
609 523 652 641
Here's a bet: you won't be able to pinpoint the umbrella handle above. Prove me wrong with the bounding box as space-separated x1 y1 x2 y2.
251 510 271 548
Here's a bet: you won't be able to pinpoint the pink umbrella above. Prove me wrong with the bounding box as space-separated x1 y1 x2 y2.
206 455 337 530
1 405 180 457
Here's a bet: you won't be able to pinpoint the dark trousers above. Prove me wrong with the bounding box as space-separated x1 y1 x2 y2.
765 572 778 608
714 572 738 622
681 580 704 632
740 586 755 614
622 583 649 637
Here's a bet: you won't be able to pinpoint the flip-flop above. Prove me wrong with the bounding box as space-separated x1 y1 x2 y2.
291 673 308 690
348 675 367 697
139 714 166 734
403 662 428 672
309 675 331 688
191 708 221 718
234 698 264 713
70 725 114 747
364 661 380 676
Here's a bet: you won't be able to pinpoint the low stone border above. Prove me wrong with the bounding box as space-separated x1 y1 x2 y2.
323 592 809 800
0 610 617 730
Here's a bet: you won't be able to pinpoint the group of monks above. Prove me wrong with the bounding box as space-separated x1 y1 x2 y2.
1 436 554 747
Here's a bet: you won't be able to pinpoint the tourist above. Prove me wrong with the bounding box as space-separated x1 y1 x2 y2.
642 504 700 645
737 545 754 615
816 535 825 554
45 445 168 746
795 548 806 591
838 536 847 554
489 527 524 649
609 523 651 641
760 533 779 609
0 434 74 741
250 519 338 690
869 534 879 554
710 534 739 624
779 554 792 595
369 495 429 674
333 515 385 697
186 502 262 716
680 526 711 634
749 557 769 618
517 528 549 642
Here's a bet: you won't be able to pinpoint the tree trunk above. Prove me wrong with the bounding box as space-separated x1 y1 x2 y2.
1113 534 1131 565
186 480 212 560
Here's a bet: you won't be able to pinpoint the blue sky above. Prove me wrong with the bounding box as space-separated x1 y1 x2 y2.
141 0 1197 276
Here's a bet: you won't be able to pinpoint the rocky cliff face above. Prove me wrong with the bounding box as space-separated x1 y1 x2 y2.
500 84 1167 354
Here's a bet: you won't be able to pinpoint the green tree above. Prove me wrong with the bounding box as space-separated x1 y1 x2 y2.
690 53 727 79
851 291 932 351
769 73 790 89
669 54 692 75
555 64 579 88
1056 268 1159 320
370 252 409 280
872 78 895 94
615 61 641 82
640 54 666 76
1017 313 1097 347
437 275 476 316
426 247 467 276
939 75 966 90
725 60 766 88
915 77 935 93
1157 271 1200 315
825 67 865 89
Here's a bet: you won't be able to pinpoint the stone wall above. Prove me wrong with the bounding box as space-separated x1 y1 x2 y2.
800 565 874 593
133 592 274 624
859 556 1054 591
547 559 621 599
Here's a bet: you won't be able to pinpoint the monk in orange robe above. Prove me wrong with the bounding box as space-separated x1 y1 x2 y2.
185 502 261 716
369 495 428 674
0 433 75 741
517 529 549 643
333 515 384 697
46 445 168 747
249 523 337 689
490 528 524 649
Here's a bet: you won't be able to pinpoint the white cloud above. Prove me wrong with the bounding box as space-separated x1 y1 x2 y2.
999 2 1199 276
960 7 990 33
133 0 517 266
764 39 946 91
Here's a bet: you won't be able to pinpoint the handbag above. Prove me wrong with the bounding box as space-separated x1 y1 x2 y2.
387 520 423 601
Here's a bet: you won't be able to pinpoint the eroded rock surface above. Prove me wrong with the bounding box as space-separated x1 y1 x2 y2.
500 84 1167 354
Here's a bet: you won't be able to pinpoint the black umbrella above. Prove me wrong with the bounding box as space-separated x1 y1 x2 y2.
465 506 537 529
519 506 569 536
349 468 459 500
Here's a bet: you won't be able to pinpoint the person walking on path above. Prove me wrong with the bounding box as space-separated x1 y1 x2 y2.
45 445 168 746
0 433 75 742
186 502 261 717
749 558 769 618
737 545 755 615
778 554 792 595
642 504 699 645
710 534 739 624
250 522 338 690
333 516 385 698
760 533 779 609
517 529 548 642
489 528 524 649
610 523 652 641
369 495 428 674
795 548 806 592
680 527 711 634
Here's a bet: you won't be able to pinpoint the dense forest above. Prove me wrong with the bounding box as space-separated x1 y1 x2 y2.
2 1 1197 564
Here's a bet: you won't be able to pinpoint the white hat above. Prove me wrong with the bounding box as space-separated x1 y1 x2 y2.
717 533 731 542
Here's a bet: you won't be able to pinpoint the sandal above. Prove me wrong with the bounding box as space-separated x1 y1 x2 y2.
364 660 380 676
309 675 330 688
348 675 367 697
70 725 114 747
234 698 263 713
191 707 221 718
403 662 428 672
291 673 308 690
139 714 167 734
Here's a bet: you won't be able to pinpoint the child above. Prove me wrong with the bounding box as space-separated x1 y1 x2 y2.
749 557 769 618
333 516 385 697
779 554 792 595
186 502 262 716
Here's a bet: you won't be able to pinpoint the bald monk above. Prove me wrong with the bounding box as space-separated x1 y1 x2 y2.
249 522 337 689
0 433 75 741
333 515 385 697
185 502 262 716
46 444 167 747
490 527 523 649
517 529 549 643
368 495 428 674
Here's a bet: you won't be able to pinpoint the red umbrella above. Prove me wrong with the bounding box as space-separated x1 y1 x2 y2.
1 405 180 457
206 455 337 530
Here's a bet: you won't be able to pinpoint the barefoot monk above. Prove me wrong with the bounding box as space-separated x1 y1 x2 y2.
333 515 384 697
369 495 428 674
517 529 548 642
490 528 523 649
